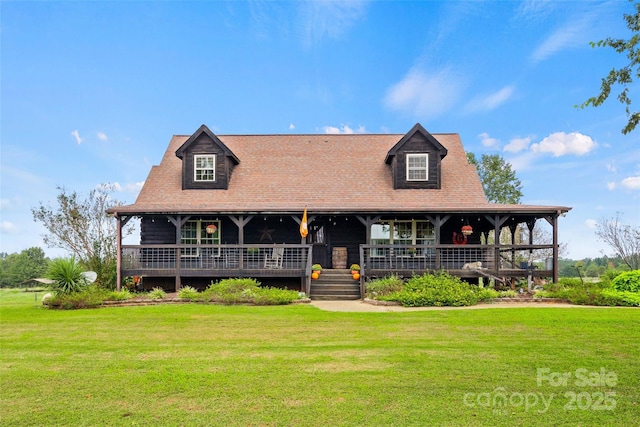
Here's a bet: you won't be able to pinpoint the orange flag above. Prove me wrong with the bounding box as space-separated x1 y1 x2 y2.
299 207 308 238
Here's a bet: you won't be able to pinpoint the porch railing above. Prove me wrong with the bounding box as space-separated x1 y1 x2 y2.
359 244 555 275
121 244 311 274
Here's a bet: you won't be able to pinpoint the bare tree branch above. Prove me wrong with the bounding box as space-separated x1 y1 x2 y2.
595 212 640 270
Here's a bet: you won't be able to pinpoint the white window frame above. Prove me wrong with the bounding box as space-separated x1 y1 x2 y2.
370 220 435 257
194 155 216 182
406 153 428 181
181 219 221 257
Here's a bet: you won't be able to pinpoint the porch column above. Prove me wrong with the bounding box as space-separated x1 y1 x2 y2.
427 215 450 270
168 215 191 292
116 215 122 292
552 212 559 283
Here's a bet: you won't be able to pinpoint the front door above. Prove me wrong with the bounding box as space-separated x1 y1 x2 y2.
310 223 329 267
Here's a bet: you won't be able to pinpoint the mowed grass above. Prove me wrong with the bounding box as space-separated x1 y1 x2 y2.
1 289 639 426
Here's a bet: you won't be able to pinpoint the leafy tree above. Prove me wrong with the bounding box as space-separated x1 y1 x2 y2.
577 0 640 134
595 213 640 270
0 247 49 287
467 153 523 204
31 184 132 289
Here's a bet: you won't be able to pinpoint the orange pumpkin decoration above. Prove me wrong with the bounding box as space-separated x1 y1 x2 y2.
311 272 320 280
352 273 360 280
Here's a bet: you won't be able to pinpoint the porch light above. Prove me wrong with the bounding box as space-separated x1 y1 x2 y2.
461 224 473 236
206 224 217 234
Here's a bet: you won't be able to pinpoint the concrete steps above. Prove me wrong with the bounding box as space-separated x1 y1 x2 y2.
310 269 361 300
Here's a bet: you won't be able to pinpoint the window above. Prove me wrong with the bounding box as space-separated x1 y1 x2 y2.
194 155 216 181
370 220 435 256
181 220 221 257
406 153 428 181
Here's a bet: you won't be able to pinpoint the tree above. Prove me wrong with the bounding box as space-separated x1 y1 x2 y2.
578 0 640 134
0 247 49 287
467 153 523 204
31 184 132 288
595 212 640 270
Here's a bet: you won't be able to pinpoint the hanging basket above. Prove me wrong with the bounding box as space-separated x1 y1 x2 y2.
461 225 473 236
206 224 218 234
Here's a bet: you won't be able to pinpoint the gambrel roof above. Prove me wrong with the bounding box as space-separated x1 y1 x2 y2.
110 124 570 216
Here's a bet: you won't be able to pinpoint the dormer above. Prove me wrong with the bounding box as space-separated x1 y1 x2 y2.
385 123 448 189
175 125 240 190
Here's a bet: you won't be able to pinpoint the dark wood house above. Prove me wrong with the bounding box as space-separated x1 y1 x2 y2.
108 123 570 298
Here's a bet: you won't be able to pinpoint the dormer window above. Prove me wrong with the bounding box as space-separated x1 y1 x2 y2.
406 153 428 181
194 155 216 182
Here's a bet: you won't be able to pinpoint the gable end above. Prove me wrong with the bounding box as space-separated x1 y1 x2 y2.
385 123 447 189
175 125 240 190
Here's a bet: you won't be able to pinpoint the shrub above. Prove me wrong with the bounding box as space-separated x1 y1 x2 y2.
365 275 404 299
611 270 640 293
201 278 300 305
177 285 199 300
476 288 499 301
388 271 481 307
46 285 106 309
46 257 89 295
600 289 640 307
542 279 611 305
148 287 167 300
252 287 301 305
104 289 134 301
498 290 518 298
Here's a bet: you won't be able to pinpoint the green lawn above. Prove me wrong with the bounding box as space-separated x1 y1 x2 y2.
1 289 639 426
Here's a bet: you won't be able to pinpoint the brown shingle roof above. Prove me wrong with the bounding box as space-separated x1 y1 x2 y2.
111 130 570 215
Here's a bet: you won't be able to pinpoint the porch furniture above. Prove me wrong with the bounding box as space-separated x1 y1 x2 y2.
264 246 284 269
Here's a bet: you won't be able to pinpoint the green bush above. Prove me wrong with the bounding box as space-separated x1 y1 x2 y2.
600 289 640 306
498 290 518 298
104 289 134 301
477 288 499 301
387 272 482 307
201 278 300 305
46 285 106 309
365 275 404 299
148 287 167 300
46 257 89 295
611 270 640 293
177 285 199 300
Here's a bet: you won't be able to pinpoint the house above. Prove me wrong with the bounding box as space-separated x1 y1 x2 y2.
108 123 570 298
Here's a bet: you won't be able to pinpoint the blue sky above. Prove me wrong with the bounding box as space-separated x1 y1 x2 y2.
1 0 638 260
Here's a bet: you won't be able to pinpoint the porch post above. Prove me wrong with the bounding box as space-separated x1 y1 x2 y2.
168 215 190 292
427 215 450 270
116 215 122 292
552 212 559 284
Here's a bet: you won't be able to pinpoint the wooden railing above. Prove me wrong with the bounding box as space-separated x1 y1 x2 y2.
121 244 312 276
359 244 555 277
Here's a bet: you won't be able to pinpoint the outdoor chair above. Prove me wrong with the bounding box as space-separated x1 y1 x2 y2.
264 246 284 269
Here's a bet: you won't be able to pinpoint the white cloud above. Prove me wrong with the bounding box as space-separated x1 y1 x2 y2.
112 181 145 193
530 132 596 157
0 198 11 211
584 219 598 230
289 123 295 130
383 67 463 119
478 132 499 148
0 221 20 234
322 124 366 134
71 130 83 144
621 176 640 190
465 85 515 112
298 1 366 47
606 163 617 173
530 15 591 63
504 136 533 153
97 132 108 141
607 182 617 191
